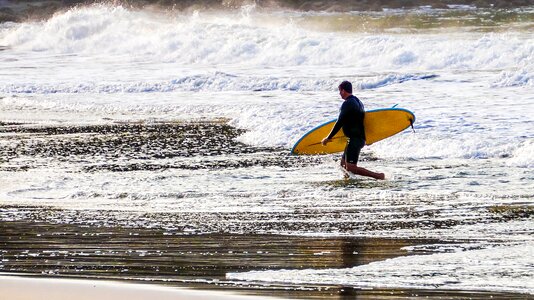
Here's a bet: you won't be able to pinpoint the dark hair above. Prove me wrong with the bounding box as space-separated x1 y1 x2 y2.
338 81 352 94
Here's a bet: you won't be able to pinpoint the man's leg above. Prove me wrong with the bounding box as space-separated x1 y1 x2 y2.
344 162 385 180
343 138 385 180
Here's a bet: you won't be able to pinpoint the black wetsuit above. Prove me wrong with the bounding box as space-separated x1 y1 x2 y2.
327 95 365 164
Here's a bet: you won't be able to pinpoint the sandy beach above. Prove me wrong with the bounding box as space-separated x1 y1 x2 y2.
0 275 291 300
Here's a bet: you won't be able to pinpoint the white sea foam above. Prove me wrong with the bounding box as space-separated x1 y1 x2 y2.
227 242 534 294
493 67 534 87
368 133 533 163
0 72 438 94
507 139 534 168
1 5 532 72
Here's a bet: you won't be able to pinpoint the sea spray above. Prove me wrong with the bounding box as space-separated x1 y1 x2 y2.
2 5 532 71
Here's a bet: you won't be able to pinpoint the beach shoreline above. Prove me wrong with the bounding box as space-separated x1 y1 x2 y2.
1 217 532 299
0 274 292 300
2 273 533 300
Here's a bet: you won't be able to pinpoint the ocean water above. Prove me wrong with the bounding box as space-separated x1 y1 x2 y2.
0 3 533 296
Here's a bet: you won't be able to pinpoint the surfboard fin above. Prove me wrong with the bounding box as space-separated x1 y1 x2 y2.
409 118 415 133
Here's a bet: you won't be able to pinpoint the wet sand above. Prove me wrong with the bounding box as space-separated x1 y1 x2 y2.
0 218 531 299
0 121 318 172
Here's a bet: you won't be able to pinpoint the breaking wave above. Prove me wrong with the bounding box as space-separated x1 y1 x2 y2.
0 72 438 93
1 5 532 71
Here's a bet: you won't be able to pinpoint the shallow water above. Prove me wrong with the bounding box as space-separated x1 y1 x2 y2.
1 219 531 299
0 3 533 297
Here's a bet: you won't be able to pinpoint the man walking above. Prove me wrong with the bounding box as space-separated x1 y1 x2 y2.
321 81 385 180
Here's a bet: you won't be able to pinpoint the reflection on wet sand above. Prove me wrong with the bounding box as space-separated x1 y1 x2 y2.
0 219 526 299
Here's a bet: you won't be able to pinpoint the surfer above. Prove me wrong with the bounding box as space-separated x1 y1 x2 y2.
321 81 385 180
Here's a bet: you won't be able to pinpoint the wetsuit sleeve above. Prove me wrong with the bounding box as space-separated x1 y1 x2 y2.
327 102 349 139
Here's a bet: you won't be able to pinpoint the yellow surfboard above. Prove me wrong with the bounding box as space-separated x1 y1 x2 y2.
291 108 415 155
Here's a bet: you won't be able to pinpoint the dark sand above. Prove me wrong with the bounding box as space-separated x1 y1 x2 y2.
0 121 321 173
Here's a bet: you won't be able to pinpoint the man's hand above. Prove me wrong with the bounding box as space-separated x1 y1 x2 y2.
321 137 331 146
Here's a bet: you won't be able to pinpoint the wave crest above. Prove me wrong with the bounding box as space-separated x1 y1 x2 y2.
0 72 437 93
2 5 532 72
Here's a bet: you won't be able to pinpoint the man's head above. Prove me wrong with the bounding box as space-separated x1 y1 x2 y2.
338 81 352 100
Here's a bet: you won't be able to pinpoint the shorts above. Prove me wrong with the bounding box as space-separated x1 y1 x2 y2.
342 138 365 164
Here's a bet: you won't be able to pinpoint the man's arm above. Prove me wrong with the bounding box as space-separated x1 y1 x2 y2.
322 103 348 145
